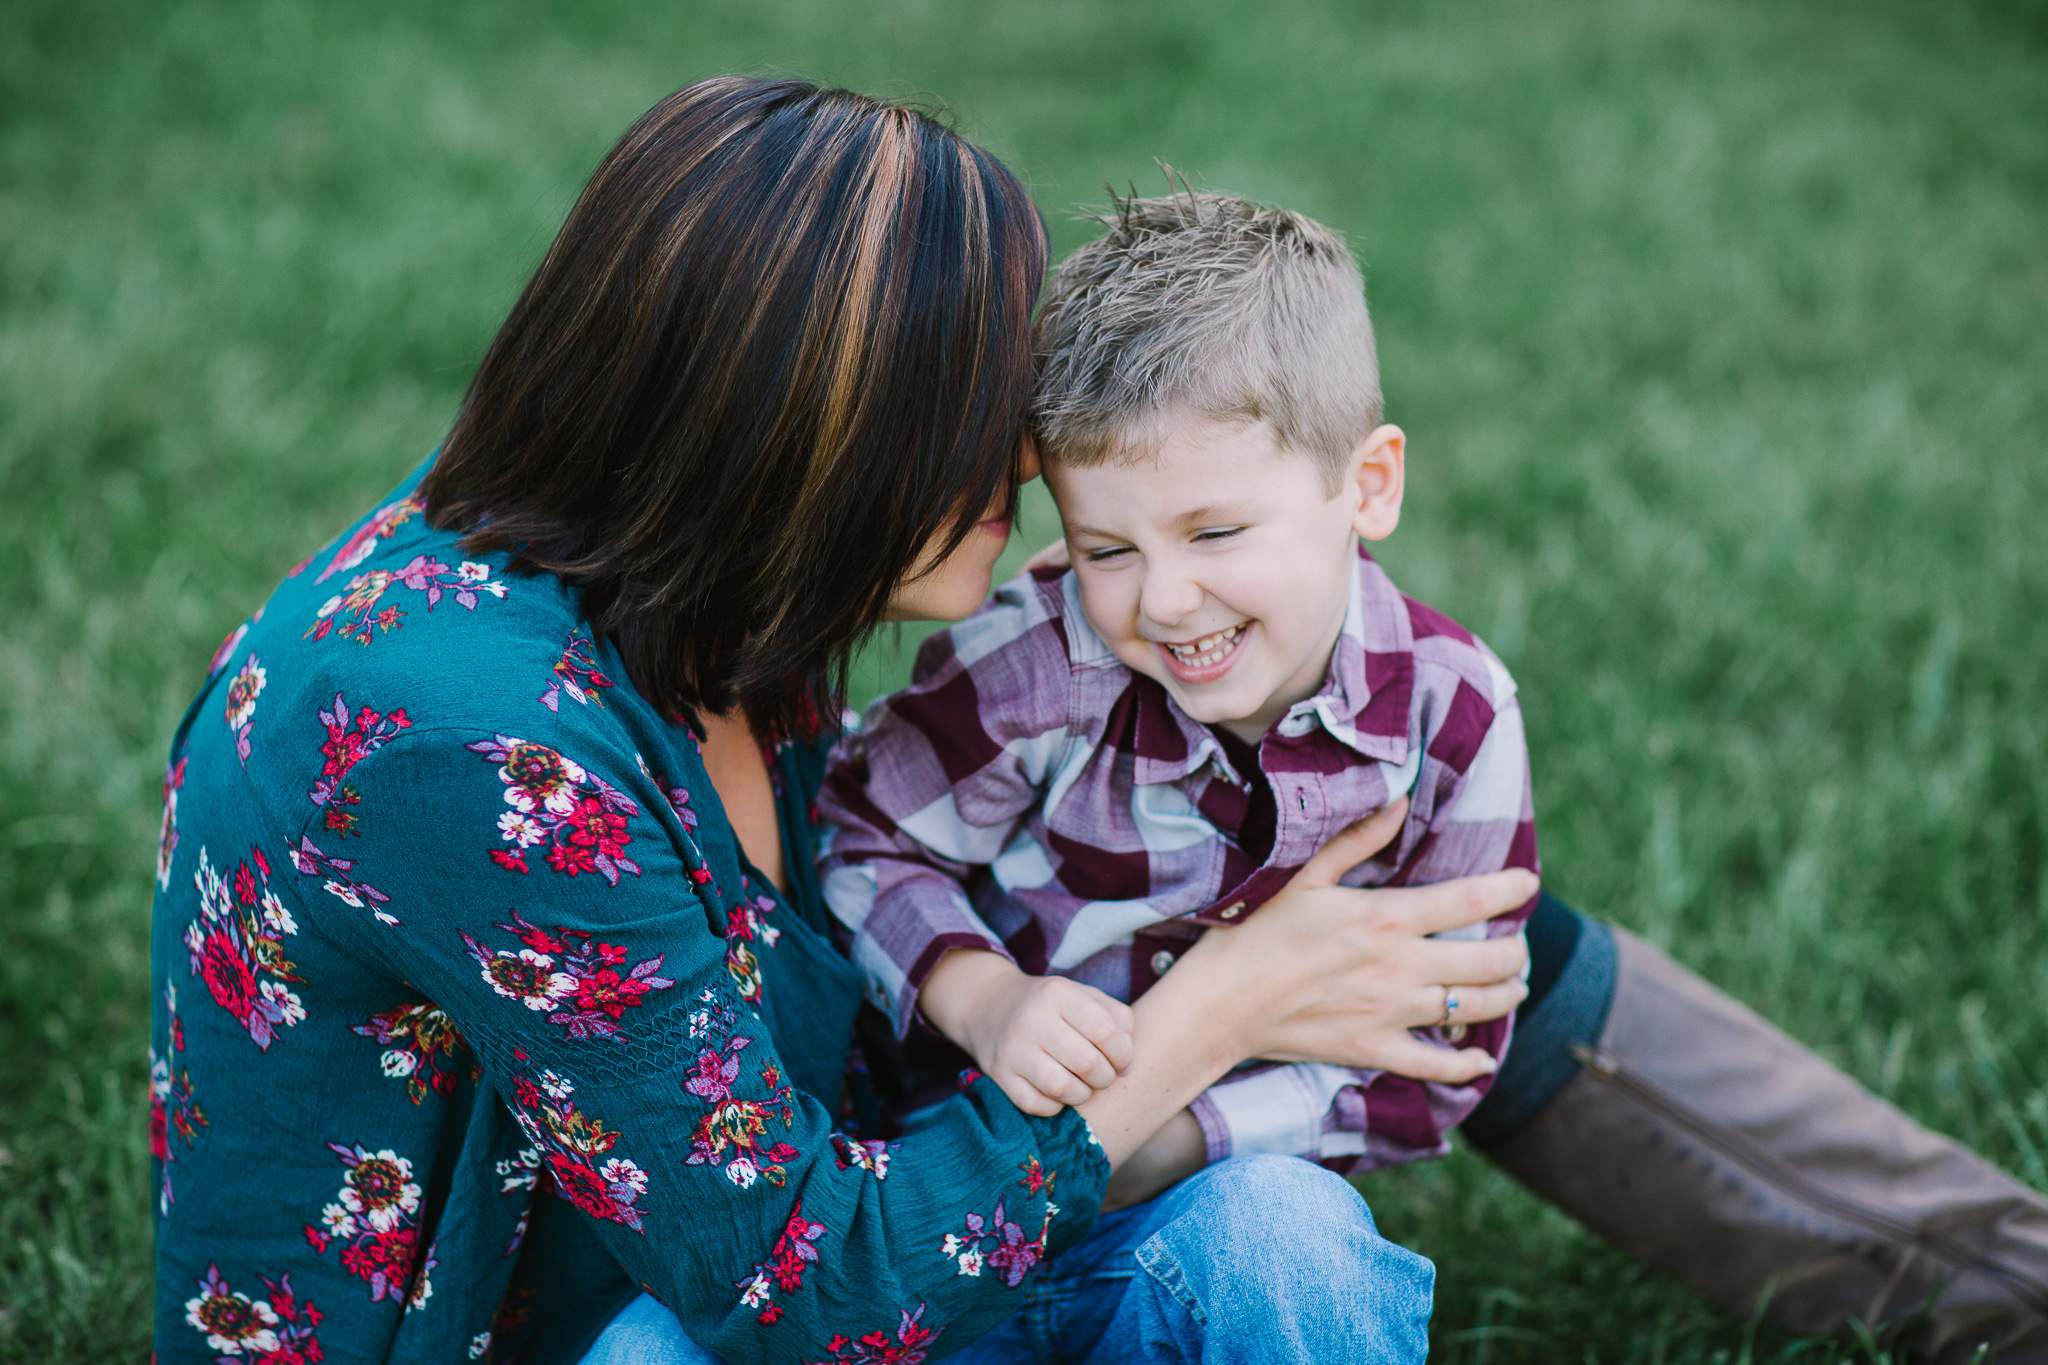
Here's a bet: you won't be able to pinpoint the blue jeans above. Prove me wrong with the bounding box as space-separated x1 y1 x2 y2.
578 1154 1433 1364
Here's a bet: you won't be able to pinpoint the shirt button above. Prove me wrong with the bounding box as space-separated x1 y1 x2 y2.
1219 902 1245 920
1150 950 1177 976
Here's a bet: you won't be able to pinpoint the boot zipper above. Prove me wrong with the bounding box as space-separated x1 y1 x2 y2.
1570 1043 2048 1313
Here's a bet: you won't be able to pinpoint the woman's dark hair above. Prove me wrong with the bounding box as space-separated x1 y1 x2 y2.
422 76 1045 738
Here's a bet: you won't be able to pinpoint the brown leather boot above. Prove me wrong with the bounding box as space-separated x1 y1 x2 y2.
1472 925 2048 1363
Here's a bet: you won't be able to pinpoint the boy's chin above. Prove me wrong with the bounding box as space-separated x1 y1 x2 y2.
1149 674 1273 734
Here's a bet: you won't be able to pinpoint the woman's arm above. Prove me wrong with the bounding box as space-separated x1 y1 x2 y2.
1072 803 1533 1168
917 800 1531 1206
327 725 1110 1365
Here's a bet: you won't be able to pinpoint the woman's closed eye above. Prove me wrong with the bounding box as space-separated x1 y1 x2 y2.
1083 544 1135 563
1193 526 1246 545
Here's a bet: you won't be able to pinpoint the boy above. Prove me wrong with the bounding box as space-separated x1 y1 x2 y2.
818 193 1536 1174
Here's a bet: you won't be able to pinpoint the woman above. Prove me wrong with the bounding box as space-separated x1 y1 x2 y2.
149 77 1529 1364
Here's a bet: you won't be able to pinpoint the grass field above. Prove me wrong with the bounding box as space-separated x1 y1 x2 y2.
3 0 2045 1358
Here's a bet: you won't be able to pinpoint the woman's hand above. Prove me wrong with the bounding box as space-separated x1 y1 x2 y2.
1073 798 1532 1168
1181 797 1533 1083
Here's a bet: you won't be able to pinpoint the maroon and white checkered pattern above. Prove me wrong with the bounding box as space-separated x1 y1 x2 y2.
819 547 1537 1172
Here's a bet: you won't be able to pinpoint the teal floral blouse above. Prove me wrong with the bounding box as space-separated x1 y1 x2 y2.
149 463 1108 1365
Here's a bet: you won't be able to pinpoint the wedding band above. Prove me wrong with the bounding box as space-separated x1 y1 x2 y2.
1439 987 1460 1026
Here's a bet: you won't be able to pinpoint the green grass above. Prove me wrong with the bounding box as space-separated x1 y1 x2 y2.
3 0 2045 1358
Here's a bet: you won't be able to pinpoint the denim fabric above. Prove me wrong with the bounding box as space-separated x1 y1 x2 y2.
1461 894 1617 1146
579 1155 1433 1365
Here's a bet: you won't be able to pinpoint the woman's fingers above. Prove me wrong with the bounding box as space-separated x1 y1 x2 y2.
1292 798 1409 887
1410 933 1530 995
1372 1035 1502 1086
1423 976 1527 1028
1395 868 1540 937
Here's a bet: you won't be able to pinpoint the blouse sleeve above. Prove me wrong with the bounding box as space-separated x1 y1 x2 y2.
317 722 1107 1364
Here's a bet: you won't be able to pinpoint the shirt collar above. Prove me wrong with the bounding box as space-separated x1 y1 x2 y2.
1055 546 1414 786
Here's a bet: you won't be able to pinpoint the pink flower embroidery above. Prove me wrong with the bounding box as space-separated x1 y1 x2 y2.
540 631 616 711
183 847 305 1051
315 494 423 583
309 692 411 838
807 1303 942 1365
306 553 506 647
467 737 641 885
462 911 674 1041
184 1264 323 1359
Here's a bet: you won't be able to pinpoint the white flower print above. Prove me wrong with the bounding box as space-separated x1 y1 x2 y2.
223 656 267 731
601 1158 648 1194
497 811 546 848
477 947 576 1011
725 1157 759 1189
259 981 306 1027
381 1049 418 1078
338 1149 422 1233
184 1288 280 1355
956 1246 985 1277
496 1147 542 1193
260 891 296 936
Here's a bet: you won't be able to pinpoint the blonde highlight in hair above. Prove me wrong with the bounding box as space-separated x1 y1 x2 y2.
1032 186 1381 483
424 77 1045 738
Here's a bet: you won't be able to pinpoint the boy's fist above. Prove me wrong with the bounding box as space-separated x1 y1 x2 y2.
919 950 1136 1117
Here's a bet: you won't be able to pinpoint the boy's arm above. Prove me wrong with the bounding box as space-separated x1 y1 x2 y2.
1188 672 1538 1172
815 579 1074 1037
918 948 1134 1116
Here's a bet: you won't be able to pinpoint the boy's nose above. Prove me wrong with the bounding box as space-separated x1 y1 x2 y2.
1138 564 1205 628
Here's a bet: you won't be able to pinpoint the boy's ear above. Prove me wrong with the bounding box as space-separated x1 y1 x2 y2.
1348 424 1405 541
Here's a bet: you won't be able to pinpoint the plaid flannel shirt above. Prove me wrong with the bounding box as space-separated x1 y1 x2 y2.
818 547 1537 1172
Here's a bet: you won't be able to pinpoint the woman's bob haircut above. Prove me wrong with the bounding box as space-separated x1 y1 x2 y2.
423 76 1045 739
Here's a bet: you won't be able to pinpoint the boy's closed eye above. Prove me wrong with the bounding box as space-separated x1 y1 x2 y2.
1077 525 1247 564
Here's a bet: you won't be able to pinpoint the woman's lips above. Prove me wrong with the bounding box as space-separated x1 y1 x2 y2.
1156 622 1248 684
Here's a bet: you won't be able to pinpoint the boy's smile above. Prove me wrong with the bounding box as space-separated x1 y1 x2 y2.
1046 416 1404 745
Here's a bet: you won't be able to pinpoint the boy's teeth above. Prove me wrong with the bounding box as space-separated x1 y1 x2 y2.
1166 624 1244 666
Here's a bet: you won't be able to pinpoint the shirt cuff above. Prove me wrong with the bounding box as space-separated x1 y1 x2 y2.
900 930 1013 1037
1194 1063 1369 1162
1186 1093 1234 1165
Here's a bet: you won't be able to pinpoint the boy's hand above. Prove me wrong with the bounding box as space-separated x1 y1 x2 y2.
918 949 1135 1116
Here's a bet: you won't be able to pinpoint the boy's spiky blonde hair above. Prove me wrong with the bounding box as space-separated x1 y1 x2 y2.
1031 188 1381 484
